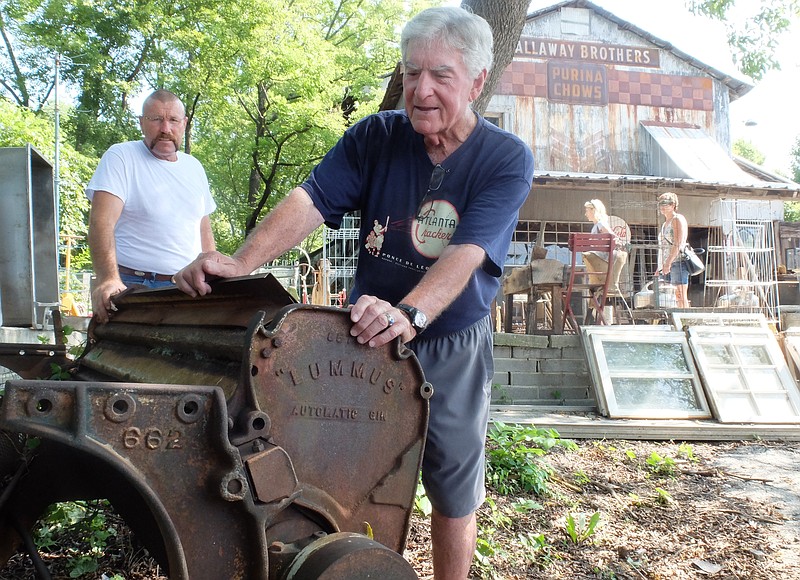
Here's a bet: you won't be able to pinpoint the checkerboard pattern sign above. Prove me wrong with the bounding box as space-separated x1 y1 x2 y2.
497 60 713 111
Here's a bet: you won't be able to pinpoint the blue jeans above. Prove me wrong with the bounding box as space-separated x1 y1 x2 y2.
119 273 175 289
669 259 689 285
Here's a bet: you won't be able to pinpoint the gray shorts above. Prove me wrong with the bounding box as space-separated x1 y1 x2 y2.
411 315 493 518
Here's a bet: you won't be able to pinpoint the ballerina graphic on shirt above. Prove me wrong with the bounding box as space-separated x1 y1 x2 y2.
365 217 388 256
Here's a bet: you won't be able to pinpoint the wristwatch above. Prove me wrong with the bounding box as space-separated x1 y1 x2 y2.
396 303 428 333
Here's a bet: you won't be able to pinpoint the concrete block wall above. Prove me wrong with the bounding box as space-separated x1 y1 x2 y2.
492 333 596 409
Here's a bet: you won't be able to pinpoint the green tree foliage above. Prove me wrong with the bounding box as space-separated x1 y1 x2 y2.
785 137 800 221
3 0 154 154
188 0 432 245
732 138 765 166
689 0 799 80
785 202 800 222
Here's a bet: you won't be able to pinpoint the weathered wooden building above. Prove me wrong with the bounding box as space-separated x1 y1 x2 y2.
381 0 799 311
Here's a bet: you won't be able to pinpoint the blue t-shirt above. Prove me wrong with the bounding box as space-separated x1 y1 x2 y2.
301 110 534 338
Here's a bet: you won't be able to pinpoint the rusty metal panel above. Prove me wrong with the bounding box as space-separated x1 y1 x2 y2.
0 276 428 578
0 381 264 579
0 343 68 379
248 306 430 553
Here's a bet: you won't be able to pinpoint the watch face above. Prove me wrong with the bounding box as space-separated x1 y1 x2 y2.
398 304 427 330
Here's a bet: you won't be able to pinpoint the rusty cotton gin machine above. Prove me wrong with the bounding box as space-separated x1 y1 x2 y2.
0 275 432 579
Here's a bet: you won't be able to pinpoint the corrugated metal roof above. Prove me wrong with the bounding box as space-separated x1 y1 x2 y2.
641 122 758 184
532 122 800 199
733 156 798 185
527 0 753 101
531 170 800 199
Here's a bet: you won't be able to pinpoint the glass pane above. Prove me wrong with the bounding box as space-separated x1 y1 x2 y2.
716 394 756 420
737 345 771 366
753 393 800 419
700 343 735 365
746 369 782 392
704 369 746 391
603 342 689 372
612 378 701 410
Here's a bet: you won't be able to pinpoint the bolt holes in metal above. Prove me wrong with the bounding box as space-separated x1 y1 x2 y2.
220 472 247 501
177 394 204 424
249 411 271 435
105 393 136 422
420 382 434 400
26 391 56 416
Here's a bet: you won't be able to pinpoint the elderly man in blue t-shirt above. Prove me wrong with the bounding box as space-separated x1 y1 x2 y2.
176 7 533 578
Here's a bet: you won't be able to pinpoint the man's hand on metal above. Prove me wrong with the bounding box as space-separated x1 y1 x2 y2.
91 279 127 324
173 251 243 297
349 295 415 348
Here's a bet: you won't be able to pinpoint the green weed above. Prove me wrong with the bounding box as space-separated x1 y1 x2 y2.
513 498 544 513
413 479 431 517
491 384 512 404
654 487 674 505
678 442 699 463
49 362 71 380
645 451 677 477
475 499 511 579
486 422 576 495
518 531 552 567
483 497 512 529
564 511 601 544
35 500 118 578
573 469 590 485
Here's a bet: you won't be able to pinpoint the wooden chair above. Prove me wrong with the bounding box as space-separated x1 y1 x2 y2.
561 232 616 331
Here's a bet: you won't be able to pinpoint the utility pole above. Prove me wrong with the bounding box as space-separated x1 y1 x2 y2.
54 53 61 226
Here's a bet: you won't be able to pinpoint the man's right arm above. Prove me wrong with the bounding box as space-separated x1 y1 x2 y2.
88 190 126 323
175 187 325 297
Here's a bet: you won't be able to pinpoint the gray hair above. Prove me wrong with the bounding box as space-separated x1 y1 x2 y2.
401 6 493 79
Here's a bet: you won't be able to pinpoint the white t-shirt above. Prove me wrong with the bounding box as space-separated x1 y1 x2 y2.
86 140 216 274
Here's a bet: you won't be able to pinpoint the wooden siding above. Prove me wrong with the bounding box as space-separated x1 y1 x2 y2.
490 7 734 176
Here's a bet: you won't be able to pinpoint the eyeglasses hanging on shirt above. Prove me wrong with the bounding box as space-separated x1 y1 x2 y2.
416 164 448 221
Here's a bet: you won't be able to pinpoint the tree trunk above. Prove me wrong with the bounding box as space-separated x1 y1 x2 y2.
462 0 529 116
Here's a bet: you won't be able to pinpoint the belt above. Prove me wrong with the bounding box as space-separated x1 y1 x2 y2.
118 265 174 282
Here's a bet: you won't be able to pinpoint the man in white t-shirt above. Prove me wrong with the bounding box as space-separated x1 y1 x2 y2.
86 89 217 323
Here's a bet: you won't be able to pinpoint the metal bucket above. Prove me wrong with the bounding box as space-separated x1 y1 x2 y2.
634 279 677 309
634 281 654 309
653 277 677 308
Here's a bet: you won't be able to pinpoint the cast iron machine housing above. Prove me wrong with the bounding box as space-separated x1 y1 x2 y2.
0 275 432 579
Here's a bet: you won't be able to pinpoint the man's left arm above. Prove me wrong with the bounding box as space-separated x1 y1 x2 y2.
200 215 216 252
349 243 485 347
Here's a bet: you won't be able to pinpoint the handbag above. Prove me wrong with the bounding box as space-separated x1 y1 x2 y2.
681 244 705 276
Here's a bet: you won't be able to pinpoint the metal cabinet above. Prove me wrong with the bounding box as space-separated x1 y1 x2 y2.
0 145 59 328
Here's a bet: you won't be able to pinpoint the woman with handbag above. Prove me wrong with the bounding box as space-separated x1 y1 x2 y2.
656 192 690 307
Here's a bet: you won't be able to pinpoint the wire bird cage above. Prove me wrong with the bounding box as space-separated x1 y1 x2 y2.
703 199 780 321
321 214 360 306
258 246 314 303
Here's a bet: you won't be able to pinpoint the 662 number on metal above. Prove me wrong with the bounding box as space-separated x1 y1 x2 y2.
122 427 183 450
